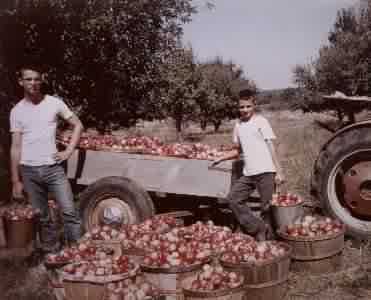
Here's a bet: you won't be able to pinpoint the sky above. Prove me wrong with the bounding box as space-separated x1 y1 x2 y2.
182 0 359 90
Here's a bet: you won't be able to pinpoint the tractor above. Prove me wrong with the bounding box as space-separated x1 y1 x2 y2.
311 93 371 239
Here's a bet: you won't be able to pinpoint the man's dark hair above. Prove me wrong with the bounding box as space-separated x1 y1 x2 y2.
239 89 256 99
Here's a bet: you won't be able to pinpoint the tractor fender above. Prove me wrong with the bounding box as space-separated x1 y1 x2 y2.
315 119 371 164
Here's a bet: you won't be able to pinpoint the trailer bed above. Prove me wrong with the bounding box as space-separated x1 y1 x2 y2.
66 149 233 199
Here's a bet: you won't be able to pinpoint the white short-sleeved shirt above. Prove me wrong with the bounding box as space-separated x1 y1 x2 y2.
10 95 73 166
233 114 276 176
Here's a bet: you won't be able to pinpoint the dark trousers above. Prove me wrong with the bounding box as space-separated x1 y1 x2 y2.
227 172 275 235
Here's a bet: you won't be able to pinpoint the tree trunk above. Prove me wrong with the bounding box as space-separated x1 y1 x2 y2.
175 118 183 141
200 119 207 131
213 120 222 132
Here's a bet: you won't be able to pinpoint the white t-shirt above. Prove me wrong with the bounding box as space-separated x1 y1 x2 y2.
10 95 73 166
233 114 276 176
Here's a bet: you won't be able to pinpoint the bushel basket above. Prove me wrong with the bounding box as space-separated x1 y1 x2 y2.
62 264 139 300
220 242 292 286
276 227 345 260
181 275 245 300
4 217 35 248
141 261 208 299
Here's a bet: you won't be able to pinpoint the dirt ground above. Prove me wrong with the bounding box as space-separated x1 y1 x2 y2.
1 110 371 299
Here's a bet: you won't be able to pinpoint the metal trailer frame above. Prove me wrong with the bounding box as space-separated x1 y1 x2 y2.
66 148 234 199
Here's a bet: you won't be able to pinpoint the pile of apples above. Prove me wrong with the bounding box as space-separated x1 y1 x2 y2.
82 225 122 241
141 233 211 268
62 255 135 277
106 275 159 300
220 233 257 254
178 222 255 255
59 132 232 160
121 232 160 252
284 215 344 238
3 204 38 221
189 264 243 291
179 221 232 241
59 134 163 153
271 193 303 206
126 215 181 234
221 241 288 264
45 241 115 265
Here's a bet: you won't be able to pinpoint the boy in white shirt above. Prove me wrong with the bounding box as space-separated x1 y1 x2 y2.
10 65 83 252
212 89 284 240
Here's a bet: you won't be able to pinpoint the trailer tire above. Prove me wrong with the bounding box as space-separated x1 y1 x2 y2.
312 127 371 239
79 176 155 231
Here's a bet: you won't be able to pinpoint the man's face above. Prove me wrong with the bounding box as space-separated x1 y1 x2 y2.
239 98 255 121
19 69 42 96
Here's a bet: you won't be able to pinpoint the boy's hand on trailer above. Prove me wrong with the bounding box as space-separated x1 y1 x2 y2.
275 172 286 186
209 158 222 168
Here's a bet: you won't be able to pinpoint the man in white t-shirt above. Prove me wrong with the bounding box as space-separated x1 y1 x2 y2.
212 89 285 241
10 65 84 252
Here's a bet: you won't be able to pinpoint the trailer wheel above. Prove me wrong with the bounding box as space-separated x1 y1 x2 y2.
79 176 155 231
312 127 371 239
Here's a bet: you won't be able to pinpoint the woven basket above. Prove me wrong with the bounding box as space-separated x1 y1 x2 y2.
276 227 345 260
4 217 35 248
220 242 292 286
62 264 139 300
141 262 208 299
181 275 245 300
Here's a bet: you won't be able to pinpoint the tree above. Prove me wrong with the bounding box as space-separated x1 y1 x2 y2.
0 0 196 132
292 5 370 118
157 46 200 139
196 57 254 132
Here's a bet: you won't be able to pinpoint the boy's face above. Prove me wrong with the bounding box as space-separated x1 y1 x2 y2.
239 98 255 121
19 69 42 96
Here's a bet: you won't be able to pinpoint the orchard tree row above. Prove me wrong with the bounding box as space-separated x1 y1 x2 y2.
0 0 254 137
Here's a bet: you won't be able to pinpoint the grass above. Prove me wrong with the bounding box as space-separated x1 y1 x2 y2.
1 109 371 299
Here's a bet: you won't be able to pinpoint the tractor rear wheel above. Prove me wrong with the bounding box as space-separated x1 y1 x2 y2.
312 127 371 239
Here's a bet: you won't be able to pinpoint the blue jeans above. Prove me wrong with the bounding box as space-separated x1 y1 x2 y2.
20 164 82 246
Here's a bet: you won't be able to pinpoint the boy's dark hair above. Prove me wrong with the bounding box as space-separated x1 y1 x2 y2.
239 89 256 99
18 63 44 78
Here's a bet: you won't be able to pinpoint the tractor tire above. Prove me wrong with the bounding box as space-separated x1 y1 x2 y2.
312 126 371 239
79 176 155 232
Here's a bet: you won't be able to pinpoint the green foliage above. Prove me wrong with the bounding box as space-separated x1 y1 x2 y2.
157 46 200 135
257 88 303 111
197 57 253 131
0 0 196 132
293 5 370 114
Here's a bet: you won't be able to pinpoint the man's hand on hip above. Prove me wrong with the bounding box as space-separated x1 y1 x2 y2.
53 150 72 163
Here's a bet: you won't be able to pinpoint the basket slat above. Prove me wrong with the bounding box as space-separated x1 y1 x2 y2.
291 252 343 274
245 281 288 300
182 276 245 300
64 281 106 300
4 218 35 248
142 263 206 299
